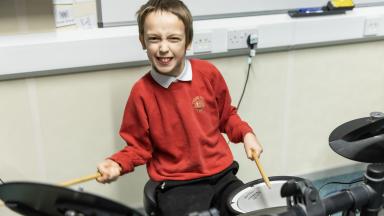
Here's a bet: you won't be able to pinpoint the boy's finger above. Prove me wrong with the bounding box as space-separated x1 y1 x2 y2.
96 171 110 183
251 148 261 159
246 149 253 160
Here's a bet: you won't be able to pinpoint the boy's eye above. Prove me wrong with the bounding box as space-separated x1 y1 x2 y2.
169 37 181 42
147 37 160 42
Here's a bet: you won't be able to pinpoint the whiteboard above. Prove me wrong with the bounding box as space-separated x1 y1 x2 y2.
97 0 384 27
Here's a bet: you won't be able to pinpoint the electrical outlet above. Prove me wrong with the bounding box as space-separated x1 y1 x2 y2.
364 17 381 36
192 32 212 53
227 29 258 50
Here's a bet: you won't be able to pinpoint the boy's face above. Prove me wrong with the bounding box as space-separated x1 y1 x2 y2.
140 11 191 77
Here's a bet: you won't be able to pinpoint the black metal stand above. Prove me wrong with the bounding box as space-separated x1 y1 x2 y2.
361 164 384 216
278 163 384 216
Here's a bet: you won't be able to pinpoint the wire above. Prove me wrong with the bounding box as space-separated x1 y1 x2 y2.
227 51 254 144
0 178 4 184
230 35 257 144
318 177 363 193
237 34 257 110
236 62 252 110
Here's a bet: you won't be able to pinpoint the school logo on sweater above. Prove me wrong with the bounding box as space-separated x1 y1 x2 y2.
192 96 205 112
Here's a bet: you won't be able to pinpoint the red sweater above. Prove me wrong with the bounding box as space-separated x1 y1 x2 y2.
110 59 253 181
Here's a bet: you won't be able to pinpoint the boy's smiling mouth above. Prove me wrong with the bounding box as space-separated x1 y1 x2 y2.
157 57 173 64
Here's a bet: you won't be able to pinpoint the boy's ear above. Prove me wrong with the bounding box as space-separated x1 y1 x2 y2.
139 35 146 49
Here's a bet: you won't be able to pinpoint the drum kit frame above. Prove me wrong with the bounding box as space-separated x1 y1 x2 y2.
266 163 384 216
1 112 384 216
241 112 384 216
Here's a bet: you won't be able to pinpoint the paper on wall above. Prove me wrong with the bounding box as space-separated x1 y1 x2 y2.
76 15 97 29
54 6 76 27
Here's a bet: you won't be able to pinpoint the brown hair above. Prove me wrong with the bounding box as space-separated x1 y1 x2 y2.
136 0 193 47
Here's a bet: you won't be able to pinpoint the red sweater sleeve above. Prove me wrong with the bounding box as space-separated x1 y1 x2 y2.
109 85 152 174
210 64 254 143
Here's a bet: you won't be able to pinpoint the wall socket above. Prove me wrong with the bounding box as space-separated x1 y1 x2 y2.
227 29 258 50
192 32 213 53
364 17 381 36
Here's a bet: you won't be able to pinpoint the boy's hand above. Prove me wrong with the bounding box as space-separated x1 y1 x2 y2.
243 132 263 160
97 159 122 183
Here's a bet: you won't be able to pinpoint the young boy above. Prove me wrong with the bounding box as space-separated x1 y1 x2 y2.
97 0 263 215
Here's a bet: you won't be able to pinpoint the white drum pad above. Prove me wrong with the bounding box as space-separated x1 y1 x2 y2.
230 180 287 213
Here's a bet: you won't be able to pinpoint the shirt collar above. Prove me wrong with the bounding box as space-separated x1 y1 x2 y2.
150 59 192 88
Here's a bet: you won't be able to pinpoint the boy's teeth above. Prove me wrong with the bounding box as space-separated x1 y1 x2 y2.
159 57 171 63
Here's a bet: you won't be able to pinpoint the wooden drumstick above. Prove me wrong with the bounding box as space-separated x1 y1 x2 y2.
58 172 101 187
251 149 272 189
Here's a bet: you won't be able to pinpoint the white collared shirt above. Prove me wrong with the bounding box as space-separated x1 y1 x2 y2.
150 59 192 88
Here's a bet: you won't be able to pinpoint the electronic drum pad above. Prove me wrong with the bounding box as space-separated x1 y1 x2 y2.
329 112 384 163
0 182 144 216
227 176 304 215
